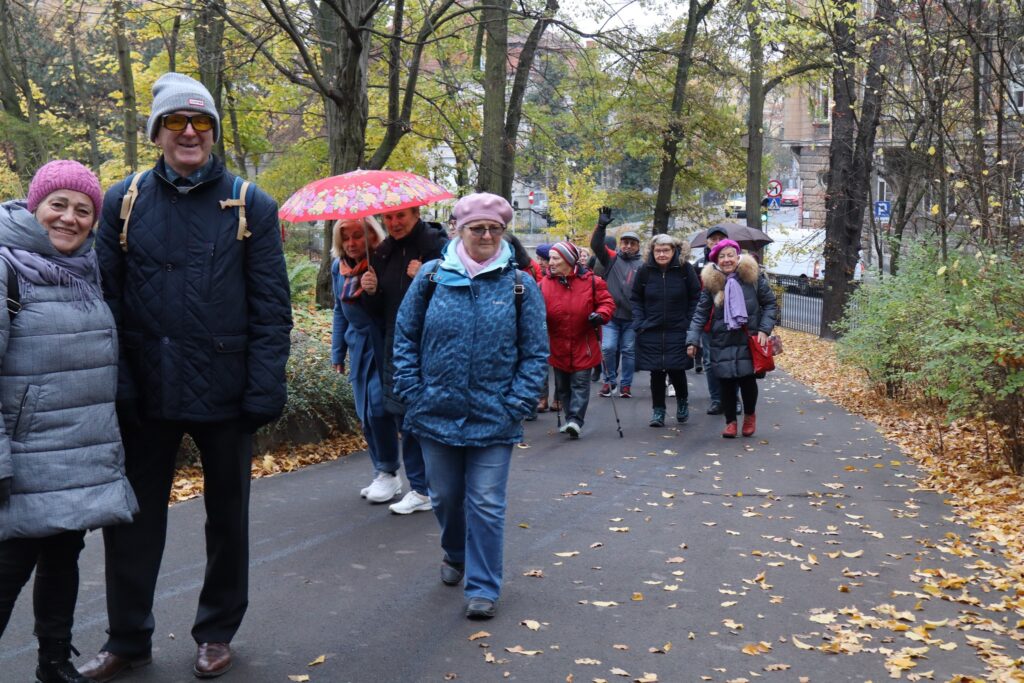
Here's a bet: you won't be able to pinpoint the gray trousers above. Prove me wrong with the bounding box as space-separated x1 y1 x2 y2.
553 369 593 426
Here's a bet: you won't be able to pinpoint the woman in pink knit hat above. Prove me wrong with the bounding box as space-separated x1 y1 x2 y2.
0 160 137 682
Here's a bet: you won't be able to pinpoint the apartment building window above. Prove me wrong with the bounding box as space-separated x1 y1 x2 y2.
810 81 830 122
1008 48 1024 111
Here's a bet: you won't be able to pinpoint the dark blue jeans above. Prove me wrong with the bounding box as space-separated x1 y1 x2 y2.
394 416 428 495
419 437 513 601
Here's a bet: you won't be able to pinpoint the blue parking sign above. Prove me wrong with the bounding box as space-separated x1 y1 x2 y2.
874 201 891 219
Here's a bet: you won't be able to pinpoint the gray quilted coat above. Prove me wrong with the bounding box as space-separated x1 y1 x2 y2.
686 254 777 380
0 201 137 541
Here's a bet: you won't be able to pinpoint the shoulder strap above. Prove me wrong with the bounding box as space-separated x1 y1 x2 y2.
118 170 148 253
423 260 443 308
514 268 524 322
2 258 19 320
220 176 253 241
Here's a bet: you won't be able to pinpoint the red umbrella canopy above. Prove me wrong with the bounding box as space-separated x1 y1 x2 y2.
279 169 454 223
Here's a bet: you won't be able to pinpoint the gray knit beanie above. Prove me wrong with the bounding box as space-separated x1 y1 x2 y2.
147 73 221 142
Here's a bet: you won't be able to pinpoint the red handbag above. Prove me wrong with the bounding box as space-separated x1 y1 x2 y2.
745 327 775 375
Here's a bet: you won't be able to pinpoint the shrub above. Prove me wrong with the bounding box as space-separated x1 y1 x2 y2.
287 254 320 308
837 245 1024 473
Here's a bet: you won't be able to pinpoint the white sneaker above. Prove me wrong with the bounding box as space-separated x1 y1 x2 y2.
564 421 581 439
558 423 569 433
364 472 402 503
667 384 676 397
389 490 432 515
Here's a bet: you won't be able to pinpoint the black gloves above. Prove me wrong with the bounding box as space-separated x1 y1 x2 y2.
241 412 278 435
597 206 613 227
0 477 10 506
587 312 604 328
116 399 142 432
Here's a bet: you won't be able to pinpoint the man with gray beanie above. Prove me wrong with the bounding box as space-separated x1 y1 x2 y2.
589 207 643 399
79 72 292 681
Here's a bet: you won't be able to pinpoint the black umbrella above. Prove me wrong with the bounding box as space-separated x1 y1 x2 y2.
689 221 773 250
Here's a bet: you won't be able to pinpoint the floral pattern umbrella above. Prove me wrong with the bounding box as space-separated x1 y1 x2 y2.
279 169 454 223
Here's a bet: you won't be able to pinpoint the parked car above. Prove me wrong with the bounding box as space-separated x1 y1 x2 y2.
765 227 862 296
724 192 746 218
781 188 801 206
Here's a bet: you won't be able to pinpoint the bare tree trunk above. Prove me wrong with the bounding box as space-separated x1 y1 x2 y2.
651 0 716 235
112 0 137 171
821 0 895 339
195 0 226 160
224 79 246 172
478 0 512 194
500 0 558 200
68 11 101 171
744 0 764 230
168 11 182 72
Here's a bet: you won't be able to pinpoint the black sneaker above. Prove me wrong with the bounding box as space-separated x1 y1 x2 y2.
707 402 722 415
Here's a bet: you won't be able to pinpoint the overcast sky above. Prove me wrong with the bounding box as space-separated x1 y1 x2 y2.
558 0 683 33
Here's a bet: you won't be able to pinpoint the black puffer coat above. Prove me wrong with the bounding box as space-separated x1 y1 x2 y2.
630 246 700 372
366 220 447 415
686 254 777 379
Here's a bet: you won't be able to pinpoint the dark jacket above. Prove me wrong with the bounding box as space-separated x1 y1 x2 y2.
591 224 643 322
0 202 137 541
630 246 701 372
392 242 549 446
686 254 777 379
366 220 447 415
96 155 293 422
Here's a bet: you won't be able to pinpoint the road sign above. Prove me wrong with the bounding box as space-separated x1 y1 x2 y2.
528 191 535 205
767 197 781 210
874 200 891 220
766 179 783 198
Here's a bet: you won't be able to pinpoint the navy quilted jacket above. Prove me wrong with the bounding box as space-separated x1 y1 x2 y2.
96 156 292 422
392 241 549 447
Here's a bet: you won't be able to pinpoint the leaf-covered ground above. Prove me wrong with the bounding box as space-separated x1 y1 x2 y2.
775 329 1024 577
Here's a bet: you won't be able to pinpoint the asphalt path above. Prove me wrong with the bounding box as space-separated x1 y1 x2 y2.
2 369 1019 682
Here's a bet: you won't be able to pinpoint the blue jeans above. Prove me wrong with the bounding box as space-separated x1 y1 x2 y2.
601 320 636 388
365 414 400 475
394 416 428 495
419 437 513 601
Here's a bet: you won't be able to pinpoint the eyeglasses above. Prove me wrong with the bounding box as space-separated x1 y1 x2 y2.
465 225 506 236
161 114 215 133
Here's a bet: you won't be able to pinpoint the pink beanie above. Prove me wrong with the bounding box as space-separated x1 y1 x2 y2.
708 239 741 263
27 160 103 217
453 192 514 230
551 241 580 267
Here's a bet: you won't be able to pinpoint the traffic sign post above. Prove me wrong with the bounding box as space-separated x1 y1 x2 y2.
528 190 535 206
873 200 891 221
766 179 783 198
767 197 781 210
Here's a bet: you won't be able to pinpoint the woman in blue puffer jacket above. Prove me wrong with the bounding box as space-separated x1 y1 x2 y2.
392 193 548 621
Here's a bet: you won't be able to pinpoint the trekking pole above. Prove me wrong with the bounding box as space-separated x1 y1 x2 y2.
595 328 624 438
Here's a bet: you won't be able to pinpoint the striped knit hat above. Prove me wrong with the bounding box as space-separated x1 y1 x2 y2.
551 241 580 268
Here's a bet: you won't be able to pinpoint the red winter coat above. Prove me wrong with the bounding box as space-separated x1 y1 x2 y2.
540 270 615 372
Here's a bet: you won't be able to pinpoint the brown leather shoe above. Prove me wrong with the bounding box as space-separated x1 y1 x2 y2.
77 650 152 683
194 642 232 679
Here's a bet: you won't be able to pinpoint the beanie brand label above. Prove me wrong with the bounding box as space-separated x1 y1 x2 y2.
187 98 206 107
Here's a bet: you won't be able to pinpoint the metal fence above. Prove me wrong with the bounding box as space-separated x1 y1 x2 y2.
767 273 824 336
766 274 860 337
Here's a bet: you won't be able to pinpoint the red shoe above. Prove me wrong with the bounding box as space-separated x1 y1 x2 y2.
722 421 738 438
536 398 549 413
742 414 756 437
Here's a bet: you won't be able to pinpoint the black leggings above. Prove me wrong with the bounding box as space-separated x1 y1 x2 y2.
650 370 687 408
719 375 758 423
0 530 86 641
